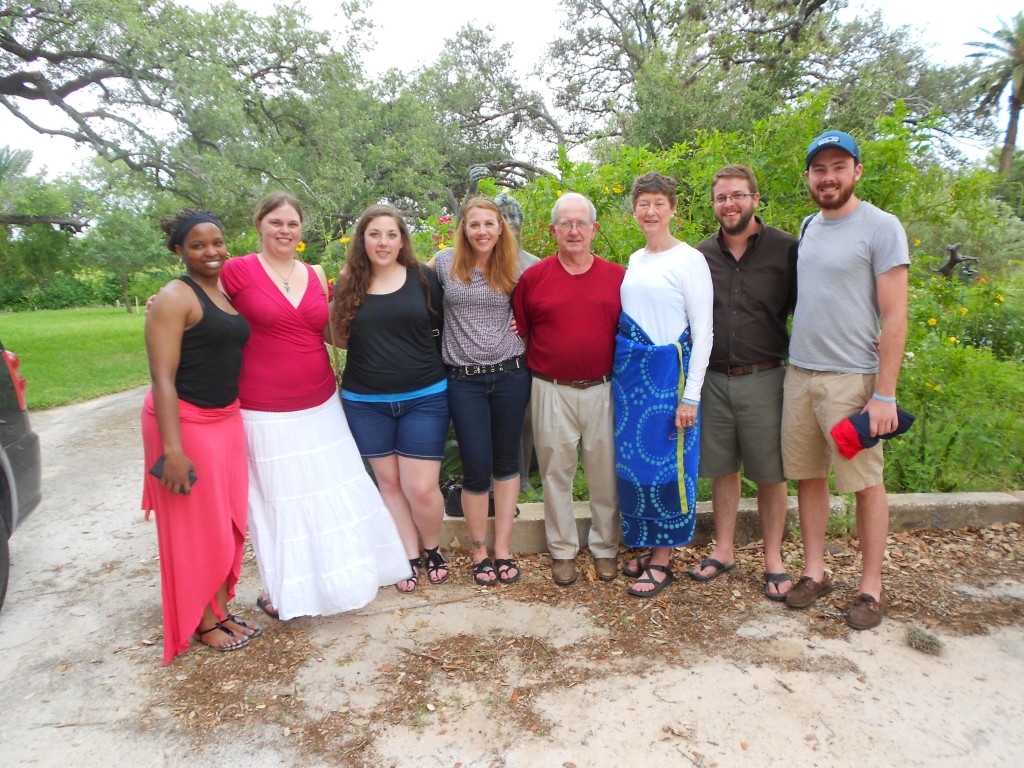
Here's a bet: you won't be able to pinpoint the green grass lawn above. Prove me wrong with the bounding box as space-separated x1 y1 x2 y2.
0 308 148 409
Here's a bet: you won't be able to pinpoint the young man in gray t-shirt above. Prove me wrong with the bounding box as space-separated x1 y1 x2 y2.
781 130 910 630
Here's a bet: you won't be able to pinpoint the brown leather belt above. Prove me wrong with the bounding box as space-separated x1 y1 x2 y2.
448 355 525 377
708 359 784 377
532 372 611 389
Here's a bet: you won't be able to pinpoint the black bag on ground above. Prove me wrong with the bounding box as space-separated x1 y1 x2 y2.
444 484 520 518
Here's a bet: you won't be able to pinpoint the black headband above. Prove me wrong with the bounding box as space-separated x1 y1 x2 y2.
170 213 223 248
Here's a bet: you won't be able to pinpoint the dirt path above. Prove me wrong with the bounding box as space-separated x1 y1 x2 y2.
0 388 1021 767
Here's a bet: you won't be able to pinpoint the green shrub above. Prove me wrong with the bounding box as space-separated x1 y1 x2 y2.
888 334 1024 492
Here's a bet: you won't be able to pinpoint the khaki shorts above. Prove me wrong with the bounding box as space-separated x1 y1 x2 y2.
781 366 884 493
699 366 785 484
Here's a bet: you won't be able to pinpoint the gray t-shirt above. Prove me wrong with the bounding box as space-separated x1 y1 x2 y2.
790 201 909 374
434 248 526 367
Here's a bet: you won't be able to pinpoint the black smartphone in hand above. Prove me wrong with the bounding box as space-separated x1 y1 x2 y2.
149 456 198 487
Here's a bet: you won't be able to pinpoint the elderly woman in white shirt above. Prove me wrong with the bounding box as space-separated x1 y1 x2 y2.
612 171 713 597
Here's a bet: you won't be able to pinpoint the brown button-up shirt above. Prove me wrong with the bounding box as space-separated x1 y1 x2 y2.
695 218 798 368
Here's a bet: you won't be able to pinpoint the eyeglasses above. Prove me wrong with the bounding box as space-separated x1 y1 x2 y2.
553 219 592 232
712 192 756 205
634 200 671 212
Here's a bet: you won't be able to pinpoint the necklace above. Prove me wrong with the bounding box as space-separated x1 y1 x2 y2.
261 254 298 293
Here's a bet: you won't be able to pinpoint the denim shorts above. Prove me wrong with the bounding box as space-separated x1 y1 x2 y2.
343 391 450 461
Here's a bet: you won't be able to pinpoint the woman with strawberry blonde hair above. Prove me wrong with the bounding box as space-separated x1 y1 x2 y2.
429 197 531 586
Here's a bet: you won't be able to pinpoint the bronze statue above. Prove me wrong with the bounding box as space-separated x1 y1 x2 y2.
931 243 980 280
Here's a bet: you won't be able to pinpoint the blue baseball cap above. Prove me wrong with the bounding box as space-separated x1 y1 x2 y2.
806 130 860 169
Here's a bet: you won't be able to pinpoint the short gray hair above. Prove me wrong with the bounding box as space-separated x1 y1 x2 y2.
551 192 597 225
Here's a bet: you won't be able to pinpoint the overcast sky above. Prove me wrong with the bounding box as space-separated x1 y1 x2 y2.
4 0 1020 176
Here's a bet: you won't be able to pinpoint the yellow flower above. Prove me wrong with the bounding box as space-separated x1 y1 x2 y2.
997 295 1005 303
948 336 960 344
913 238 921 246
602 186 610 193
296 241 306 253
340 237 350 244
437 242 447 250
959 307 968 315
934 385 942 391
927 317 937 326
556 190 562 197
613 186 623 194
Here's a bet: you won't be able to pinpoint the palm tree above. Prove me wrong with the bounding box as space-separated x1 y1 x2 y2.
0 147 32 182
969 13 1024 175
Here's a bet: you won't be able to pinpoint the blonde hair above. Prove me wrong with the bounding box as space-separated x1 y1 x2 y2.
452 197 519 295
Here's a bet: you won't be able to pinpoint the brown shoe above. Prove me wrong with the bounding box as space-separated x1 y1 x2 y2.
785 574 833 609
594 557 617 582
551 558 578 587
847 589 888 630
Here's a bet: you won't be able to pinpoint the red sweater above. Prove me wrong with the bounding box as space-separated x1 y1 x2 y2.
512 254 625 380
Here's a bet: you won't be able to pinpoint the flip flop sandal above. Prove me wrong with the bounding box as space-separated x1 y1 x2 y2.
424 546 450 585
627 564 676 598
194 622 248 652
396 557 421 593
495 558 521 585
472 557 498 586
688 557 737 582
256 594 280 619
763 572 792 602
225 614 263 638
622 553 652 579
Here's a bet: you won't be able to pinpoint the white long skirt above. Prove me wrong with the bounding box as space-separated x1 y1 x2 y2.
243 394 411 620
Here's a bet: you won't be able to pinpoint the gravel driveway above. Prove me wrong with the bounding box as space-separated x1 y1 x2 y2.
1 387 1021 767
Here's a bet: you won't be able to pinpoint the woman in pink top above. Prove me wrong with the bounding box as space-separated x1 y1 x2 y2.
220 192 409 620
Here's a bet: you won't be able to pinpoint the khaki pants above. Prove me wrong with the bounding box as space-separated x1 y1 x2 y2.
531 378 620 559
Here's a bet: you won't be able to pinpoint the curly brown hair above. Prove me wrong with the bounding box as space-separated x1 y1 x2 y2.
331 205 434 341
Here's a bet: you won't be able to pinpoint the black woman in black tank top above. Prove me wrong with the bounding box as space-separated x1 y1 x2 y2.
142 209 260 662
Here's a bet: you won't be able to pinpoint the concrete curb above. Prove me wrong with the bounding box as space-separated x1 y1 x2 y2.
439 491 1024 554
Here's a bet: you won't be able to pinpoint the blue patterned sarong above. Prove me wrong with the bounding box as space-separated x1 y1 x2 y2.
612 312 699 548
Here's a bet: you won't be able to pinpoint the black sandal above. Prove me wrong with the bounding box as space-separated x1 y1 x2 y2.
622 552 652 579
225 613 263 639
472 557 498 586
396 557 421 594
256 593 279 619
764 572 792 602
495 558 521 584
627 564 676 598
424 546 450 585
194 622 248 652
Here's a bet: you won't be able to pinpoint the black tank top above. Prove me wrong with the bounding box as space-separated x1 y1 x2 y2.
175 275 250 408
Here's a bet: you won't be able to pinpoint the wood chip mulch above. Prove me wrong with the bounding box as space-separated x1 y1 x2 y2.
144 523 1022 766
